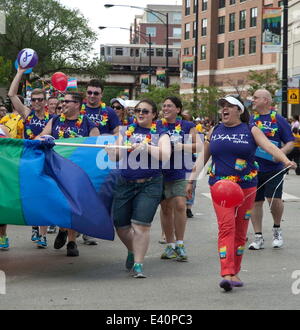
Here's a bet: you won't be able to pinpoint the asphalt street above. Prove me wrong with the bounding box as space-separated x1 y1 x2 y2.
1 171 300 310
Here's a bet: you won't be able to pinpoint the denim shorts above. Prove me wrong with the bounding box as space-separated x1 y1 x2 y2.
255 170 285 201
163 179 188 200
112 175 163 228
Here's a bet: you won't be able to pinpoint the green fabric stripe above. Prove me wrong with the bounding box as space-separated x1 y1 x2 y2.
54 137 87 158
0 138 26 225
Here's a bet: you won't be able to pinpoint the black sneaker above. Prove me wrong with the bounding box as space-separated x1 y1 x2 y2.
54 230 68 249
186 209 194 218
67 241 79 257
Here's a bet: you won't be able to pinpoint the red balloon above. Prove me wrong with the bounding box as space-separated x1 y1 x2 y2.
211 180 244 208
51 72 68 91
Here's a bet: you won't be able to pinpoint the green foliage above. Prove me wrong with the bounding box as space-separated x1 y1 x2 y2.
138 84 181 107
0 0 109 80
247 69 280 97
0 56 12 87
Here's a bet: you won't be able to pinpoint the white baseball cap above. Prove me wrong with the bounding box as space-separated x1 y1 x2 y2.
218 95 245 113
110 98 126 108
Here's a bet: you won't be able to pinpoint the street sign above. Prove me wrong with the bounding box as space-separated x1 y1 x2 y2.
288 89 300 104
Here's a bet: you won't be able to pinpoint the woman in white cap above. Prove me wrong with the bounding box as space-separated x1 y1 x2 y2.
187 95 296 292
110 98 133 126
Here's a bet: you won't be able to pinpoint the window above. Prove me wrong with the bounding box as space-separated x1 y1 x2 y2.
230 0 236 4
240 0 246 2
155 49 163 57
147 12 159 23
193 21 197 38
201 18 207 36
167 49 173 57
229 13 235 32
184 48 190 55
146 48 154 57
202 0 208 11
185 23 190 40
146 27 156 37
173 27 182 38
239 10 246 30
185 0 191 15
217 43 224 59
250 8 257 27
218 16 225 34
173 13 182 24
115 48 123 56
249 36 256 54
238 39 245 55
228 40 235 57
219 0 225 9
200 45 207 60
135 49 139 57
193 0 198 13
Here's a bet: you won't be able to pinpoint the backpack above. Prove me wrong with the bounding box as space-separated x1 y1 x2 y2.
0 114 24 139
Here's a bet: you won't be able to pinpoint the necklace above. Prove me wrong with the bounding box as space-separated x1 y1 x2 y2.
161 117 182 134
124 121 157 150
25 111 50 140
81 103 108 126
253 110 278 137
58 113 83 138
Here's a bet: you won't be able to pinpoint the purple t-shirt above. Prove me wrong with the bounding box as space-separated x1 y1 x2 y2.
84 105 119 135
51 115 96 139
156 119 195 181
250 112 295 172
120 125 166 180
24 111 53 139
209 123 258 189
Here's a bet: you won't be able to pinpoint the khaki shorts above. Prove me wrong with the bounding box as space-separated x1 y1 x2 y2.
163 179 188 199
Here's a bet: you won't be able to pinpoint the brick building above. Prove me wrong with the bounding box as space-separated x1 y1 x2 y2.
180 0 284 96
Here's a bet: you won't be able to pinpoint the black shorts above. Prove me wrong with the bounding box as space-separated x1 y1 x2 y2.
255 170 285 201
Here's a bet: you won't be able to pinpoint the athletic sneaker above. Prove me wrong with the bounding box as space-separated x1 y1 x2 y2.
126 251 134 271
31 227 39 242
161 245 178 259
54 230 68 249
82 234 98 245
47 226 57 234
248 234 264 250
36 236 47 248
175 244 188 262
0 236 9 250
272 227 283 248
67 241 79 257
132 263 146 278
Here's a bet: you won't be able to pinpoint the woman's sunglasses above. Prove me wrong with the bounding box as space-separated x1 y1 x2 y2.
112 105 123 110
134 108 150 115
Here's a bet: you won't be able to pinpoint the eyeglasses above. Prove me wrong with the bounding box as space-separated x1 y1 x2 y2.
62 100 78 104
31 98 44 102
87 91 100 96
112 105 123 110
134 108 150 115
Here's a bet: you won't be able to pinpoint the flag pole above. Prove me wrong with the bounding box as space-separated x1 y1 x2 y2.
54 142 130 149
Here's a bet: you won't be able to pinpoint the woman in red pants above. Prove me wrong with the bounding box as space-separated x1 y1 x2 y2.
187 95 296 292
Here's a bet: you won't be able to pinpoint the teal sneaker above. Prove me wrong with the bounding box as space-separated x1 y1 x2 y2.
0 235 9 250
36 235 47 248
161 245 177 259
175 244 188 262
126 251 134 271
132 263 146 278
31 227 39 242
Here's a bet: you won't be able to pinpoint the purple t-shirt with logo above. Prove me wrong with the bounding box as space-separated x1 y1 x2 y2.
120 125 166 180
209 123 258 189
51 115 96 139
85 105 119 135
24 111 53 139
156 119 195 181
250 112 294 172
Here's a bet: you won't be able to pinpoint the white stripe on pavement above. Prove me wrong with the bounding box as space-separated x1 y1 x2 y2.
202 192 300 201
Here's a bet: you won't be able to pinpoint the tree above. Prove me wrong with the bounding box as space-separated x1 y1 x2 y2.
0 56 12 87
247 69 280 97
0 0 109 81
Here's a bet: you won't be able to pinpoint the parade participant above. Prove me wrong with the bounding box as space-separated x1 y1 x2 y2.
187 95 296 292
110 98 133 126
248 89 295 250
106 99 171 278
36 92 99 257
0 104 7 119
83 79 120 135
8 67 53 246
157 97 200 262
47 96 59 115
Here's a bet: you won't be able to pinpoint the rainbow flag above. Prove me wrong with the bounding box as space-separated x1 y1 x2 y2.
0 136 118 240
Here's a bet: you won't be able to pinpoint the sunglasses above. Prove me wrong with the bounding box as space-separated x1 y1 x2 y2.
56 106 62 110
134 108 151 115
62 100 78 104
87 91 100 96
31 98 44 102
112 105 123 110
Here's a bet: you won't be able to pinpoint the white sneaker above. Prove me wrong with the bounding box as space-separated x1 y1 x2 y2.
248 234 264 250
272 228 283 248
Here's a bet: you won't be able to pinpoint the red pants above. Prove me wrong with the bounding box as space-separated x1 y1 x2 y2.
211 186 257 277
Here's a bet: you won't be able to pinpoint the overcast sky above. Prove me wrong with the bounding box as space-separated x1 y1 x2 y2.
59 0 182 56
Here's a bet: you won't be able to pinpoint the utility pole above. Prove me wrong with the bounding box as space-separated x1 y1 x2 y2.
281 0 288 118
